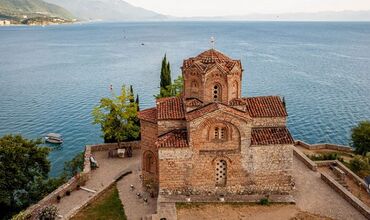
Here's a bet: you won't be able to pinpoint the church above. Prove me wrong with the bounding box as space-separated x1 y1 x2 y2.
138 48 294 198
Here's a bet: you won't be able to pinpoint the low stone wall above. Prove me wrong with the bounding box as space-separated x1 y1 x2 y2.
295 140 353 153
68 170 132 219
335 160 367 190
315 160 336 167
23 174 88 219
293 147 317 171
321 173 370 219
88 141 140 152
22 141 140 219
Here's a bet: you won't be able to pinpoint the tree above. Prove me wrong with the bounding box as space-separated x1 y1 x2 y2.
0 135 51 219
63 152 84 179
351 120 370 156
169 75 184 97
92 85 140 146
158 54 172 97
160 54 171 89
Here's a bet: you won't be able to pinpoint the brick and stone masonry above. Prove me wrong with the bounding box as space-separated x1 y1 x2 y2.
138 49 295 197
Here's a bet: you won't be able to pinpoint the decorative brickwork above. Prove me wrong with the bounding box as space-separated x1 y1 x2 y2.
138 49 294 198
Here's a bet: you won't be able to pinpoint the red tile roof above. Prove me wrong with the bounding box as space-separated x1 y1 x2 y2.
186 102 247 121
243 96 287 117
138 107 157 123
183 49 241 74
155 129 188 148
251 127 294 145
157 96 185 120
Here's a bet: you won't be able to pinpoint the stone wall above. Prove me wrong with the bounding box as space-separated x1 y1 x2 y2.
23 174 88 219
158 120 186 136
295 140 353 152
321 173 370 219
335 161 367 190
140 120 159 186
88 141 140 152
22 141 140 219
293 147 317 171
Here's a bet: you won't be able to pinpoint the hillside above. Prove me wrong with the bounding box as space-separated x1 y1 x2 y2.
0 0 75 21
44 0 166 21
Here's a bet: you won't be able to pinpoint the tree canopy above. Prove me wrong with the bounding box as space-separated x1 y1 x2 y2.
351 120 370 156
156 54 183 98
160 54 171 89
0 135 51 219
92 85 140 145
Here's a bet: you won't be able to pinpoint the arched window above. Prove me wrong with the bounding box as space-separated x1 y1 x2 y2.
213 84 221 102
232 81 238 99
213 127 227 141
214 127 219 139
191 80 198 88
144 151 156 173
191 80 199 96
215 159 227 187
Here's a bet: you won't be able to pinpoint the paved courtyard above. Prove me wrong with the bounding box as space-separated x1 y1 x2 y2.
117 167 157 220
293 155 366 220
55 149 141 219
55 148 366 220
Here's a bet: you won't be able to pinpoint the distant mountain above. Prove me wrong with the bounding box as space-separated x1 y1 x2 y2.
44 0 167 21
177 10 370 22
0 0 75 21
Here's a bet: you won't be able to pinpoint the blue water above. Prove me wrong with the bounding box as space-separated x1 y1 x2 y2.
0 22 370 176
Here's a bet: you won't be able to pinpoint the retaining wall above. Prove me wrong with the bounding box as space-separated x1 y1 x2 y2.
321 173 370 219
293 147 317 171
295 140 353 152
22 141 140 219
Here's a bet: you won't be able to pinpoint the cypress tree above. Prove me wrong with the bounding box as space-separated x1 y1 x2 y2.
129 85 135 103
166 61 171 86
160 54 170 88
135 94 140 112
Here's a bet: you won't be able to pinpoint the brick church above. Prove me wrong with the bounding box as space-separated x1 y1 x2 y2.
138 49 295 197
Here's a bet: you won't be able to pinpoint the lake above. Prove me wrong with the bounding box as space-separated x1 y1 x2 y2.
0 22 369 176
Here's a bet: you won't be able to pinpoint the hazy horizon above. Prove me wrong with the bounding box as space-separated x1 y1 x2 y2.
124 0 370 17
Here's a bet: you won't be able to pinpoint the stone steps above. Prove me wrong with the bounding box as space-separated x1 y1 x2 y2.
336 178 349 189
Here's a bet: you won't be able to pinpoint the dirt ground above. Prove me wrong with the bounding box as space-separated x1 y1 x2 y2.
176 156 366 220
318 166 370 207
177 204 332 220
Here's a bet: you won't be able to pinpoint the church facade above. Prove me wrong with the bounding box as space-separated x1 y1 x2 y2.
138 49 294 197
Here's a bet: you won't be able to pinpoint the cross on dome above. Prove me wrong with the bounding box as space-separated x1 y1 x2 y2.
210 36 216 49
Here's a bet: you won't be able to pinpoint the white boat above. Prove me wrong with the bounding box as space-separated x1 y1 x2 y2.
45 133 63 144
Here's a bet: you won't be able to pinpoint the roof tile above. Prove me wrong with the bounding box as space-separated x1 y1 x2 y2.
243 96 287 117
251 127 294 145
138 107 157 123
156 129 188 148
157 96 185 120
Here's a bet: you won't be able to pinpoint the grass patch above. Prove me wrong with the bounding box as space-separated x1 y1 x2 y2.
71 184 126 220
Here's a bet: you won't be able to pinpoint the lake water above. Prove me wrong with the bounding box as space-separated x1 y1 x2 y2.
0 22 370 176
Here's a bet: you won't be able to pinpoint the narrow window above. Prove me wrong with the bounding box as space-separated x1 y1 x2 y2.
214 127 219 139
213 85 221 102
215 160 227 186
220 128 225 140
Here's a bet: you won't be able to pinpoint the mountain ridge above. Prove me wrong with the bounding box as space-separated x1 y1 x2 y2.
0 0 75 21
44 0 167 21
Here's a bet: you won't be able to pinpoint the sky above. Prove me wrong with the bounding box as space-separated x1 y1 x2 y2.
124 0 370 17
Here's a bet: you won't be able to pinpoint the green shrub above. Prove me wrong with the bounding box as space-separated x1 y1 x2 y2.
349 156 370 178
37 205 58 220
258 198 269 205
308 153 343 161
